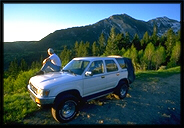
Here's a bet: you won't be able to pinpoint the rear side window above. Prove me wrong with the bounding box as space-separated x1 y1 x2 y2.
105 60 118 72
115 58 126 69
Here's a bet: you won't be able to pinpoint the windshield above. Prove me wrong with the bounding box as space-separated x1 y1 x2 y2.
62 60 90 75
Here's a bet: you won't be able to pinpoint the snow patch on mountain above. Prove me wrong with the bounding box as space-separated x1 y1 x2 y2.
148 16 180 36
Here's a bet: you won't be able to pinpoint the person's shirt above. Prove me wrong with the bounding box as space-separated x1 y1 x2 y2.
49 53 61 67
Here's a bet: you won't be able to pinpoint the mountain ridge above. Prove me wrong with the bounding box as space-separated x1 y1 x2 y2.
35 13 180 50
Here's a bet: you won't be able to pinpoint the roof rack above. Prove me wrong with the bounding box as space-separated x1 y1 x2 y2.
107 55 122 58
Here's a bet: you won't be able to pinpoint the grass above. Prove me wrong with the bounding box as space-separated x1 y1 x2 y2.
135 66 180 81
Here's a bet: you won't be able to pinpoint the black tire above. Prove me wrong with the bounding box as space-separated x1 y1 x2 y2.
117 83 129 99
51 94 79 123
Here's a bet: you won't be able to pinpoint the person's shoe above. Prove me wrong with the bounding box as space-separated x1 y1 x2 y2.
36 70 44 75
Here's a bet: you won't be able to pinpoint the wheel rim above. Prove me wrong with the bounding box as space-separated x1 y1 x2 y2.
120 85 127 96
59 100 76 118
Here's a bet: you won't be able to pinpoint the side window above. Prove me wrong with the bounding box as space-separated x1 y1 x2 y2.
88 60 104 75
115 58 126 69
105 60 118 72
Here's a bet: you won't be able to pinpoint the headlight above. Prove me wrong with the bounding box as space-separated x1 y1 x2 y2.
37 89 50 97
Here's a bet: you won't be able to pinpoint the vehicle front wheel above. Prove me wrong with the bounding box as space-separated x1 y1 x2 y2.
117 83 129 99
51 95 79 123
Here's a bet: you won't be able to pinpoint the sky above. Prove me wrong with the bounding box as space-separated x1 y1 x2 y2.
3 3 181 42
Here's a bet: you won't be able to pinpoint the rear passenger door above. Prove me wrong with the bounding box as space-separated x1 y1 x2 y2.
105 59 120 89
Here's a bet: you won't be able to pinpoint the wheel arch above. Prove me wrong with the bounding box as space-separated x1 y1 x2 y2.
114 78 129 93
118 78 129 86
54 89 82 104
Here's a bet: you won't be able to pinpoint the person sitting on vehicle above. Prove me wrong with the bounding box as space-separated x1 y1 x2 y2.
36 48 62 75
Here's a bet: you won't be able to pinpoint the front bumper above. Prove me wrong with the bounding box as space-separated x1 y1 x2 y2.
27 84 55 105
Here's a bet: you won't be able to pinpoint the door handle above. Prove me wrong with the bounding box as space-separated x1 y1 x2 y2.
116 73 120 76
101 75 105 78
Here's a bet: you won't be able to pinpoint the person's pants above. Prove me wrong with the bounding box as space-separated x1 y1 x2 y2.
41 61 61 73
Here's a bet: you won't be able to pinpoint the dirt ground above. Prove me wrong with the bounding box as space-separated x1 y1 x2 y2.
23 73 181 125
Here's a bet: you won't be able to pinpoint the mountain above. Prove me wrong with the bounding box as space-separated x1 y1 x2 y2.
4 14 180 70
34 14 180 51
148 16 180 36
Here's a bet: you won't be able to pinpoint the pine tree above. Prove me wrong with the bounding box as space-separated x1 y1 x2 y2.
132 33 141 50
40 55 44 64
115 33 125 50
8 58 19 78
120 47 126 56
140 31 150 50
31 61 40 69
83 41 90 57
78 41 84 57
123 48 131 58
104 27 119 55
129 44 138 70
60 46 67 66
98 33 106 55
151 25 158 46
175 29 180 42
165 28 176 58
74 41 79 57
124 32 131 49
75 41 91 57
20 59 28 71
159 34 167 47
92 41 99 56
60 46 73 67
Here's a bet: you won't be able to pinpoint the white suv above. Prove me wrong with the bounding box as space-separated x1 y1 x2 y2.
27 56 135 123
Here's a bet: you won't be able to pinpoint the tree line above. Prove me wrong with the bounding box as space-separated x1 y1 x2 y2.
60 26 181 70
4 26 181 78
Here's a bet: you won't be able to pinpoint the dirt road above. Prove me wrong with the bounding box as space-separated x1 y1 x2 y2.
23 73 181 125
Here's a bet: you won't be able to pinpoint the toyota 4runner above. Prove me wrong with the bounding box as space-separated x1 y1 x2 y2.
27 56 135 123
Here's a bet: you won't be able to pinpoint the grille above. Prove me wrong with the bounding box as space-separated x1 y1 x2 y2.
30 82 37 95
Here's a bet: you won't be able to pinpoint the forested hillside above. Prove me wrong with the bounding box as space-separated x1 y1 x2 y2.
4 26 181 79
4 14 180 71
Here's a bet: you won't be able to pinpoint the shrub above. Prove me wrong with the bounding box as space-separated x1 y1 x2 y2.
4 68 39 95
3 68 39 124
3 92 39 124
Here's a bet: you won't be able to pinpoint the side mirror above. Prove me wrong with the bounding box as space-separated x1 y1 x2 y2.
85 71 93 77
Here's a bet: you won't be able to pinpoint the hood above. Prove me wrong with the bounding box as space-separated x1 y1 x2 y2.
29 72 82 89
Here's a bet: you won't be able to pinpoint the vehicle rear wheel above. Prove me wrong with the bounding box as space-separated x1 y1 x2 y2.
51 95 79 123
117 83 129 99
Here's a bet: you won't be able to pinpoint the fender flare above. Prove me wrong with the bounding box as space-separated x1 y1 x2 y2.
53 89 82 107
114 78 129 94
